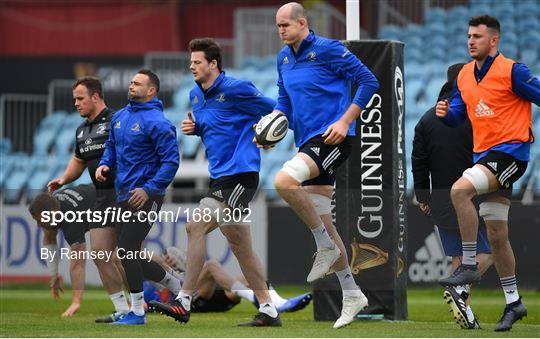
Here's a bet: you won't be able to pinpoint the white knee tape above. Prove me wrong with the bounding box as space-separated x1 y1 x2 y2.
462 166 489 195
309 193 332 215
479 202 509 221
199 197 223 223
281 157 311 183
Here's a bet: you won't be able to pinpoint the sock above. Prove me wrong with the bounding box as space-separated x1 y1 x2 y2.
258 302 278 318
268 288 287 309
130 291 145 316
231 281 256 303
500 275 520 304
461 241 477 266
159 271 181 295
175 291 192 311
311 224 334 249
336 267 361 297
109 291 129 313
465 305 475 322
169 269 185 286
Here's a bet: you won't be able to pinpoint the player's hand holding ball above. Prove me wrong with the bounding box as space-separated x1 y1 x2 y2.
253 111 288 149
182 111 196 135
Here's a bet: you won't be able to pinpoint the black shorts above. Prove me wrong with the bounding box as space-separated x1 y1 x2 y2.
191 289 240 313
115 195 164 236
207 172 259 210
60 222 89 247
89 189 117 229
299 136 352 186
476 151 528 199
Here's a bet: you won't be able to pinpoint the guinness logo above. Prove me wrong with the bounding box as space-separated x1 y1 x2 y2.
350 239 389 275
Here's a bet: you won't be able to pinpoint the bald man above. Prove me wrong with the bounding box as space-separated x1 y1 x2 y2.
258 2 379 329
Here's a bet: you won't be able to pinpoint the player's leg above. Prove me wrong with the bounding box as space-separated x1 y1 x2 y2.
274 153 340 282
480 194 527 331
440 164 499 285
149 199 219 323
90 227 130 322
194 261 219 300
220 224 280 324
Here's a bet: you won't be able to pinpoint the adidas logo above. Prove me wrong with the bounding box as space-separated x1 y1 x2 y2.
310 147 320 156
487 162 497 171
344 274 351 279
475 99 495 117
212 190 223 199
409 231 451 283
77 130 83 138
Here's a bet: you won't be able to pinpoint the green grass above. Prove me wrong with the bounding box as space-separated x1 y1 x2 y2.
1 286 538 337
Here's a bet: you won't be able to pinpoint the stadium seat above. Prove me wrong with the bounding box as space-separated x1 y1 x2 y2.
181 135 200 159
378 25 401 41
0 138 11 155
3 153 33 204
25 155 57 202
53 129 76 156
424 7 446 25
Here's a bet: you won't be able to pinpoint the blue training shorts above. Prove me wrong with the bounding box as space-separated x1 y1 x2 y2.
436 223 491 257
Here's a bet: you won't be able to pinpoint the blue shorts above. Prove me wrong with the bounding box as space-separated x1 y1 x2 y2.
436 224 491 257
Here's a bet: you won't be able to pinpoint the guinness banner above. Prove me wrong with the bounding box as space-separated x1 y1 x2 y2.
313 41 407 321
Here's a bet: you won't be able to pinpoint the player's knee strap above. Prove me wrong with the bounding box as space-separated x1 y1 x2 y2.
462 166 489 195
479 202 509 221
281 157 311 183
309 193 332 215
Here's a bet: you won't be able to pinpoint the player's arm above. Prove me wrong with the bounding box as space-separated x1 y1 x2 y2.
411 117 432 214
48 156 86 193
274 59 293 122
511 63 540 107
62 241 86 317
235 81 276 118
96 117 117 182
436 81 467 126
42 228 67 301
321 41 380 144
131 120 179 208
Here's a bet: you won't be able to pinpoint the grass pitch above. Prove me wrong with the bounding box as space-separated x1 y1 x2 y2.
1 285 538 337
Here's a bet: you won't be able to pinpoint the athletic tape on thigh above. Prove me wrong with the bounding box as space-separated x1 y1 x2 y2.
309 193 332 215
199 197 248 227
281 157 311 183
462 166 489 195
479 202 509 221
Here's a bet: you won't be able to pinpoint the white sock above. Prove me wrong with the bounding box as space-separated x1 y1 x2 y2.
500 275 520 304
231 281 256 303
109 291 129 313
259 302 278 318
336 267 361 297
311 224 334 249
268 288 287 308
175 291 192 311
462 241 477 265
130 292 145 316
159 271 181 295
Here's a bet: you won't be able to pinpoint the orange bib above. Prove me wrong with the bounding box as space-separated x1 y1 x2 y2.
457 54 533 153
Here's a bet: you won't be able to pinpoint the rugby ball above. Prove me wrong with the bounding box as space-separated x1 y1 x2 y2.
255 112 288 146
164 246 187 272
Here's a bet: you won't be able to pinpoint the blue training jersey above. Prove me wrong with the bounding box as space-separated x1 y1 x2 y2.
275 30 379 147
189 72 276 179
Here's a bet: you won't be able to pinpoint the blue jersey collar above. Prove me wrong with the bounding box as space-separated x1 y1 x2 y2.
474 51 500 82
288 30 316 57
198 71 226 96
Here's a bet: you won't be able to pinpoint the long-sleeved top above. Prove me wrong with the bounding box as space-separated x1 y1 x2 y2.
443 52 540 162
412 81 473 228
190 71 276 179
99 97 179 202
275 30 379 147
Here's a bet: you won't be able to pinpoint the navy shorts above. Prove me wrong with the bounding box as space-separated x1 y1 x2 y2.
436 224 491 257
